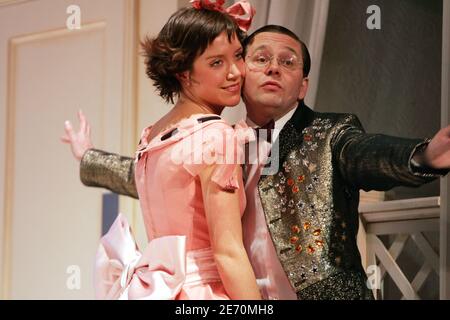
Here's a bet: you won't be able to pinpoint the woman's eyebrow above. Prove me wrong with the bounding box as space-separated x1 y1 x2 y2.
205 54 225 60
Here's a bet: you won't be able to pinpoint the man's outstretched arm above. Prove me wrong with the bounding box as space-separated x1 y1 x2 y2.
62 110 139 199
80 149 139 199
332 114 449 192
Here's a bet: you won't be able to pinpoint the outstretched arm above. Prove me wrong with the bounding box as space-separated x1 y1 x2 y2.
62 110 138 199
80 149 138 199
412 125 450 171
333 114 449 192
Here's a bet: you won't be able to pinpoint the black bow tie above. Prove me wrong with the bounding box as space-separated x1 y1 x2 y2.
255 119 275 143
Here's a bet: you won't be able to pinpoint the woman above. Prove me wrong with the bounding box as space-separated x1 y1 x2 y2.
62 1 261 300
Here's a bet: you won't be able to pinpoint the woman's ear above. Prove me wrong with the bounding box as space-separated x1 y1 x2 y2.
176 71 190 86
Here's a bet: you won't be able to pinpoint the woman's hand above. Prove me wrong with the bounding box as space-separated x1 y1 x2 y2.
61 110 94 162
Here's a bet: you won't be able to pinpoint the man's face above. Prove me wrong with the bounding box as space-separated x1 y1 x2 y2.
243 32 309 124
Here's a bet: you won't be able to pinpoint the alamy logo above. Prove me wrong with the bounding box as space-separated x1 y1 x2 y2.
366 264 381 290
66 5 81 30
66 265 81 290
167 127 280 176
367 5 381 30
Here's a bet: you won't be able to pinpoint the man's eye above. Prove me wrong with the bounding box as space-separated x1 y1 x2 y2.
256 56 268 63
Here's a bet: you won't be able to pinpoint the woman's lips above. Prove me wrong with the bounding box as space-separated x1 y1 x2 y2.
223 83 241 93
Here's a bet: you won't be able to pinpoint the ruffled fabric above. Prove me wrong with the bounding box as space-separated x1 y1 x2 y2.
135 114 222 164
135 115 255 190
176 119 255 190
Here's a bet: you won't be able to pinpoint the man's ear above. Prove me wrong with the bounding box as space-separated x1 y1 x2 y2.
298 77 309 101
176 71 190 86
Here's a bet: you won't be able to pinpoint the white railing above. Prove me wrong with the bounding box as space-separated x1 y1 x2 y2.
359 196 440 299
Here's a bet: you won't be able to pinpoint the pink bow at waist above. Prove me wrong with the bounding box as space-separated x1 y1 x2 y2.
94 213 221 299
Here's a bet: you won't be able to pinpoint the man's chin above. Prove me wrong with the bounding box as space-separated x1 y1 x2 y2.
258 95 283 109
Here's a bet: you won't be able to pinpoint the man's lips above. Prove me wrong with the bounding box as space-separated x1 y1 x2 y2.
223 83 241 93
261 81 282 90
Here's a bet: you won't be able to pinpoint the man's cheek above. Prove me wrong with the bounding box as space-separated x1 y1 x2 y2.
245 75 259 92
244 65 251 74
243 81 253 94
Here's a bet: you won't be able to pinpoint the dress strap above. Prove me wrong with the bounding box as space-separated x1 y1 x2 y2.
161 115 222 141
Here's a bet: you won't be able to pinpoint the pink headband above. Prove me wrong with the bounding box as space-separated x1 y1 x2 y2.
190 0 256 32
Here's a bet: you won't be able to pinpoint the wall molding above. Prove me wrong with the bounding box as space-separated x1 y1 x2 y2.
118 0 140 233
1 21 107 300
0 0 33 7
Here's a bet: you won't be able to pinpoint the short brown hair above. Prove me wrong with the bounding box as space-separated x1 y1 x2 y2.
141 7 246 104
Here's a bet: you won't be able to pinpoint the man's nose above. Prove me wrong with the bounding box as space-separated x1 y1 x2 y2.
265 59 280 76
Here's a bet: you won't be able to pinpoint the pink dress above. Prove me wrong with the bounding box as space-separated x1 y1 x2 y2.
94 114 254 300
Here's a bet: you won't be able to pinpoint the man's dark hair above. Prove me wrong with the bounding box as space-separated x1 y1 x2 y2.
243 25 311 77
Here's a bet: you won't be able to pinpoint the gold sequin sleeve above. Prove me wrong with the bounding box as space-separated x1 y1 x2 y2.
79 149 138 199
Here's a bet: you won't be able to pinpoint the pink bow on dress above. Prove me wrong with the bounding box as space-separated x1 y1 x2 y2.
190 0 256 32
94 213 187 300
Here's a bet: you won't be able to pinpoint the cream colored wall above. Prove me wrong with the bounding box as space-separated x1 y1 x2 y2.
0 0 182 298
136 0 178 135
0 0 135 299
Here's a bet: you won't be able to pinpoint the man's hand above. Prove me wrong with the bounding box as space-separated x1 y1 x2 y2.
61 110 94 162
415 125 450 170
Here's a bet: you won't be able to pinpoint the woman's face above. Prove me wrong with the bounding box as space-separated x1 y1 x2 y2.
182 32 245 110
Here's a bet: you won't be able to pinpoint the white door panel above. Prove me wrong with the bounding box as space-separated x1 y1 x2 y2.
0 0 129 299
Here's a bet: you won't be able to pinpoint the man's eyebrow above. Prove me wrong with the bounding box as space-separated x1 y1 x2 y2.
250 44 300 55
251 45 268 52
284 46 300 55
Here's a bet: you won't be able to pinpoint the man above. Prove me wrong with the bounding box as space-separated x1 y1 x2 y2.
63 25 450 299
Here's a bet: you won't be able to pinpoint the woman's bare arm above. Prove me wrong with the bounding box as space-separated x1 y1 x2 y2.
199 165 261 300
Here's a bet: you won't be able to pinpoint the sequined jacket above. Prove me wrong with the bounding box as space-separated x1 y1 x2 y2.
79 103 446 300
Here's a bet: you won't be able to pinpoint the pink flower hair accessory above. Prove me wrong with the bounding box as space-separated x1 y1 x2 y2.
190 0 256 32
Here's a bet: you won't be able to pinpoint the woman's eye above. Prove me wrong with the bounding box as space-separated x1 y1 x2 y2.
211 60 223 67
235 52 244 60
